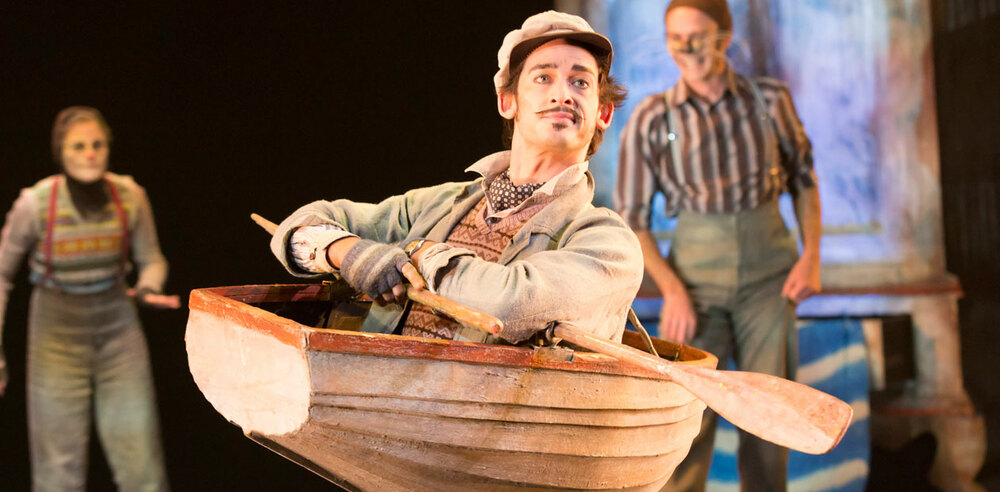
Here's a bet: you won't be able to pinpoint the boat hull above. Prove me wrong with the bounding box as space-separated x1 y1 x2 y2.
186 284 718 491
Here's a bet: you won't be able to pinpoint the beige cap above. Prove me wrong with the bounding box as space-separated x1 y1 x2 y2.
493 10 613 93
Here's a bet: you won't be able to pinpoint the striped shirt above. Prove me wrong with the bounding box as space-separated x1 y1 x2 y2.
615 68 816 229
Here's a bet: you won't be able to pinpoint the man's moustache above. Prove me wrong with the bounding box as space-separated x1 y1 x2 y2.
536 106 580 122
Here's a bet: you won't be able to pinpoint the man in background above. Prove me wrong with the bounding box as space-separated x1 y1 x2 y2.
615 0 821 489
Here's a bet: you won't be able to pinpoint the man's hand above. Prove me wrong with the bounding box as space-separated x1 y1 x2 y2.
128 288 182 309
782 254 821 303
787 186 822 304
659 281 698 344
633 229 698 344
142 293 182 309
387 262 427 304
0 350 7 397
340 239 425 305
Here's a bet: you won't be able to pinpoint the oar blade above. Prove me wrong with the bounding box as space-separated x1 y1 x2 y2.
675 366 854 454
554 325 854 455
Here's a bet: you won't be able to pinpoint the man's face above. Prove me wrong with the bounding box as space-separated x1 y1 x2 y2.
61 120 109 184
500 39 611 158
665 7 730 83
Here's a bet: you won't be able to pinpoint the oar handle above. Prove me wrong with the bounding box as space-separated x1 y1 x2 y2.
251 213 278 235
250 213 504 335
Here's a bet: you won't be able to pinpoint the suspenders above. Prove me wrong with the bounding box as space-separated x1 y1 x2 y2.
43 176 60 282
745 79 783 192
41 175 131 288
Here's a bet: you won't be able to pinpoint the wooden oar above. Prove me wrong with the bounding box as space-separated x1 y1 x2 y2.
553 324 852 454
250 213 852 454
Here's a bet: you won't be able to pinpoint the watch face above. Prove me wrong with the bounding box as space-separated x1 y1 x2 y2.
406 239 425 257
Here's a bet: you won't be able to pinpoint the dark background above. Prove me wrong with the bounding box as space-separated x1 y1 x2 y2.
0 1 548 490
933 1 1000 491
1 1 998 491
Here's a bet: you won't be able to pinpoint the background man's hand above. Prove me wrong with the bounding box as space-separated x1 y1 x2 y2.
659 282 697 344
128 288 182 309
782 254 821 303
0 351 7 397
141 292 182 309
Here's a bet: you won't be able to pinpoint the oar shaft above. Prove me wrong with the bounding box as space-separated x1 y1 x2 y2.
555 324 674 377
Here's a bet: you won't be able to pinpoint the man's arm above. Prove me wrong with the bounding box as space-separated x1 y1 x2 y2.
128 182 180 309
270 182 468 278
634 229 697 344
768 82 821 303
270 183 469 304
613 96 696 342
0 190 40 396
783 186 821 303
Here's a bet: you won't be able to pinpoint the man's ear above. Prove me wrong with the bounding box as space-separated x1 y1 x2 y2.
596 103 614 130
497 91 517 119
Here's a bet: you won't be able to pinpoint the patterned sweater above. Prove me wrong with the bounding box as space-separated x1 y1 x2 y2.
0 173 169 338
401 197 549 339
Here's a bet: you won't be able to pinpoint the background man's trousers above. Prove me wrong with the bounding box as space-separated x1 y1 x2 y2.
664 201 799 492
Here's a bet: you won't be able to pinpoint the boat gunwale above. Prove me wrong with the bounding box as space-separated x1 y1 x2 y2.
188 284 718 380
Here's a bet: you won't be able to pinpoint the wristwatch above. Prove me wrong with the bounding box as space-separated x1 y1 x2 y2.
404 238 427 258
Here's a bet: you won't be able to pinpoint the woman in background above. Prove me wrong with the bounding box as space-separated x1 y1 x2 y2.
0 106 177 491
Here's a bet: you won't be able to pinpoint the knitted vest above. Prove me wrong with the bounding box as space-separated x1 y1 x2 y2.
29 174 134 293
401 196 549 339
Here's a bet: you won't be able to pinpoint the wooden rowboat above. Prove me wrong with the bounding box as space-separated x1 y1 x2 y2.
186 283 718 491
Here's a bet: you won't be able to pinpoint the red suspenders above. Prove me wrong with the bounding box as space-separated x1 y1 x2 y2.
41 175 131 286
105 176 131 264
42 176 60 282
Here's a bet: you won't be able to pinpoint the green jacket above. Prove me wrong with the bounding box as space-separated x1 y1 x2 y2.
270 151 643 344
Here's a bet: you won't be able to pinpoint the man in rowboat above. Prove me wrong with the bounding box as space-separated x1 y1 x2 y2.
615 0 822 490
269 11 643 345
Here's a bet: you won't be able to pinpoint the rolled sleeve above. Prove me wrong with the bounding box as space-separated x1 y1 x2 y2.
773 85 818 196
615 97 662 231
416 242 476 291
289 224 356 274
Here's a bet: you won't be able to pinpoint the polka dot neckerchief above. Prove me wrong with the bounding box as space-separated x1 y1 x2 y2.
486 170 545 212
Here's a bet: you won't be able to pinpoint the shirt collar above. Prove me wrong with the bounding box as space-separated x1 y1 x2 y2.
669 64 739 108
